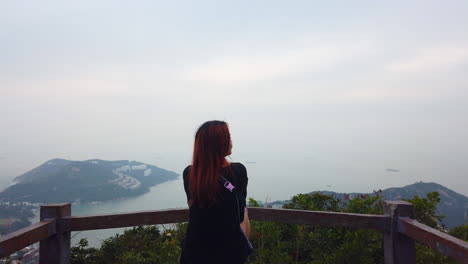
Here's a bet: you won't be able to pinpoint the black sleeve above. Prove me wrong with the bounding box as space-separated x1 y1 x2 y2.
239 164 248 202
235 163 248 220
182 166 191 203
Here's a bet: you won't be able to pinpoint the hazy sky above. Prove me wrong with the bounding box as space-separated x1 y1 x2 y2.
1 1 467 195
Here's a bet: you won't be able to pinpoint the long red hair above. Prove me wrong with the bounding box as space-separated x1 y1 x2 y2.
189 121 231 208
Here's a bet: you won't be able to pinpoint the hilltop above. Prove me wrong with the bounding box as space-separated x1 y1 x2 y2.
0 159 178 204
271 182 467 229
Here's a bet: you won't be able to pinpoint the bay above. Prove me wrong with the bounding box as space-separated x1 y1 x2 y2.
10 153 468 248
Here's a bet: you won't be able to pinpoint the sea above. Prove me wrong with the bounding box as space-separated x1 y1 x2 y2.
1 153 467 248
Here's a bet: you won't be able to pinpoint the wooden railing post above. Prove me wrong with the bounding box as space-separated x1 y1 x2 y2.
384 201 416 264
39 203 71 264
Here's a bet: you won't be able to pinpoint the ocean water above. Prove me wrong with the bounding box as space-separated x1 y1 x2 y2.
3 153 467 248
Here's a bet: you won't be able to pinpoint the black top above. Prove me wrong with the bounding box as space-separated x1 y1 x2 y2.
180 162 248 264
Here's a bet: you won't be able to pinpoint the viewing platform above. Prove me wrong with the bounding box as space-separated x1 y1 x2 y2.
1 201 467 264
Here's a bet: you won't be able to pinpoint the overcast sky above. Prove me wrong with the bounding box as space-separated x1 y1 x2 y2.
1 1 467 195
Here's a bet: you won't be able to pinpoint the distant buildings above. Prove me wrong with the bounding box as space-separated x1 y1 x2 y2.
0 245 38 264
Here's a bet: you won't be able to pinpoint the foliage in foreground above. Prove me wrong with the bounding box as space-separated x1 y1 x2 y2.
71 192 466 264
71 224 186 264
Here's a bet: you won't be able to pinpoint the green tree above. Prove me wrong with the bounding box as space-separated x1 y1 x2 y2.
99 225 181 264
70 191 461 264
247 192 385 264
404 192 444 228
71 225 182 264
403 192 461 264
449 224 467 241
71 238 99 264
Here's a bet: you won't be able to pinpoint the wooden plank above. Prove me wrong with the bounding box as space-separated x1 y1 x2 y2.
383 201 416 264
399 217 468 263
248 207 390 230
63 208 190 231
63 207 389 232
40 203 71 264
0 220 56 258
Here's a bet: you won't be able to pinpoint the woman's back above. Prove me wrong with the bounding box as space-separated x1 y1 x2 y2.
181 162 248 264
180 120 250 264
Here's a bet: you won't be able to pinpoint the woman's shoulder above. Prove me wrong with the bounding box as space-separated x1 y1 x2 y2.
230 162 246 169
229 162 247 176
227 162 248 192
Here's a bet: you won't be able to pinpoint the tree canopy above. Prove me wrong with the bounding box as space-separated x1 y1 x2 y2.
70 191 465 264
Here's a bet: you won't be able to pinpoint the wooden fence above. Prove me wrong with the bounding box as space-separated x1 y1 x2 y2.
1 201 467 263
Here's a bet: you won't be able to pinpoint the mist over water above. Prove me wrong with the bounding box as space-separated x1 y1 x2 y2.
2 152 467 200
1 0 468 251
3 136 467 247
2 116 467 198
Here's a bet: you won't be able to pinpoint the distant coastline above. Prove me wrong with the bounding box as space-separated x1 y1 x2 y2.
0 159 179 235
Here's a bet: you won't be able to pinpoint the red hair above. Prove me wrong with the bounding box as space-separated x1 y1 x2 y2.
189 121 231 208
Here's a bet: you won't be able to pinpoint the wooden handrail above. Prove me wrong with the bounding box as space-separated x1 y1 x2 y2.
62 208 189 232
0 220 56 257
60 207 390 232
398 217 468 263
249 207 390 230
0 202 466 264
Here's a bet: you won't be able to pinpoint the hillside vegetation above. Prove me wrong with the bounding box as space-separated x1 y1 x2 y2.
0 159 178 203
272 182 468 229
70 191 467 264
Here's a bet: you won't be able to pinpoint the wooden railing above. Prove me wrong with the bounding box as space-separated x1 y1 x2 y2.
1 201 467 264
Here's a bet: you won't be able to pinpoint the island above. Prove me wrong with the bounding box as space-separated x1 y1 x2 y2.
0 158 178 234
268 182 468 229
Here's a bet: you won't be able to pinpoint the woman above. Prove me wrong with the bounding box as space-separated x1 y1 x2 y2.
180 121 251 264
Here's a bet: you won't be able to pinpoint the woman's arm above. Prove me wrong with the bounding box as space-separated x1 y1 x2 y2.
238 163 250 238
240 207 250 239
241 165 250 238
